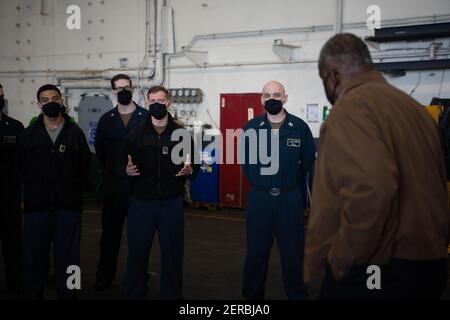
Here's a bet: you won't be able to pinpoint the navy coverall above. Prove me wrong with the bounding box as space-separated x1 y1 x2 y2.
241 111 315 300
0 113 24 293
94 104 148 285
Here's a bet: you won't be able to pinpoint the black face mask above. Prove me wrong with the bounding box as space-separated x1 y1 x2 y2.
149 102 168 120
117 89 133 105
42 102 62 118
0 95 5 111
264 99 283 115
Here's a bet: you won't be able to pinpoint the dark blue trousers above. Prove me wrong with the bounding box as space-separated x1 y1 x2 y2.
243 189 308 300
0 183 22 293
96 176 129 284
22 210 81 300
123 196 184 300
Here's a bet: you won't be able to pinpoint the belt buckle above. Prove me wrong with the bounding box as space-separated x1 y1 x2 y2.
269 187 281 196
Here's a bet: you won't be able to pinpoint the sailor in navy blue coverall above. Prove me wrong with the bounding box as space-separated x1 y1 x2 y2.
94 74 149 290
241 81 315 300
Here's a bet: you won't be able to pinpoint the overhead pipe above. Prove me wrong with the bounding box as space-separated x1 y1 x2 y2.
4 12 448 77
163 50 450 70
163 13 450 73
3 11 448 86
59 0 164 92
140 0 164 88
334 0 343 34
180 14 450 53
183 25 334 52
57 68 154 91
165 59 319 69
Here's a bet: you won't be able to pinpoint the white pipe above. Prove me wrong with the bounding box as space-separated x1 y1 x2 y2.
184 25 333 51
59 80 111 90
59 0 164 92
334 0 343 34
101 69 154 80
137 0 155 78
4 11 448 87
163 51 450 70
0 68 143 75
181 14 450 53
150 0 157 57
56 68 154 87
139 0 164 88
165 59 319 69
3 13 448 77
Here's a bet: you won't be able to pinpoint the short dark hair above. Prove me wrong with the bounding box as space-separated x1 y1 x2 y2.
36 84 61 102
111 74 132 89
0 83 3 88
319 33 373 71
147 86 171 100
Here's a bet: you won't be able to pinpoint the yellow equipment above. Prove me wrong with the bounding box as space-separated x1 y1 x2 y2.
425 105 450 254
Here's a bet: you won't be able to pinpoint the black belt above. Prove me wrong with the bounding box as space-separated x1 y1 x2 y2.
252 186 299 196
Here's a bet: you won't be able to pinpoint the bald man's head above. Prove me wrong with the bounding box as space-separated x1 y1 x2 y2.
262 81 286 97
261 81 288 115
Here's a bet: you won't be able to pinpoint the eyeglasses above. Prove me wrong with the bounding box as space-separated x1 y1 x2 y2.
114 86 132 93
262 92 283 100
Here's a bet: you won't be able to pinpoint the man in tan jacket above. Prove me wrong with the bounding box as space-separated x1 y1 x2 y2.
305 33 449 299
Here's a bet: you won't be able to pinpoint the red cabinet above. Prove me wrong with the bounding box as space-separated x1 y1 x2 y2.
219 93 265 208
